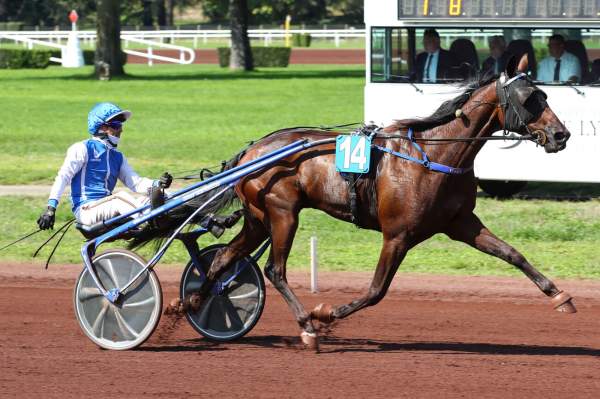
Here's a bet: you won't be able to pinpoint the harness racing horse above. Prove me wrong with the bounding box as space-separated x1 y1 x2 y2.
160 56 573 349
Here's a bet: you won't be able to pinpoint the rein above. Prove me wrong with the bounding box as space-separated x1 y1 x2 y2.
372 128 473 175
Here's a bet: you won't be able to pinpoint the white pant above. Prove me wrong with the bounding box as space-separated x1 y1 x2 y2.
74 191 150 225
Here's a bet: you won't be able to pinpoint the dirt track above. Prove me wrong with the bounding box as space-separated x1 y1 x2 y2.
1 262 600 398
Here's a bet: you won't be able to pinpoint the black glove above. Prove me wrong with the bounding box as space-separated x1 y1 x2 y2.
158 172 173 189
37 206 56 230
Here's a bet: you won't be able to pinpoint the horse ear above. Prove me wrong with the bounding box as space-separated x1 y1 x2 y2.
516 54 529 73
505 55 518 77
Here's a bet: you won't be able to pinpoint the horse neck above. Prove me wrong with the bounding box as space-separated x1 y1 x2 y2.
419 83 500 169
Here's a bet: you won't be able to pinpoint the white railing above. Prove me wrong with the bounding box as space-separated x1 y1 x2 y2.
122 36 195 65
0 28 367 48
0 31 196 66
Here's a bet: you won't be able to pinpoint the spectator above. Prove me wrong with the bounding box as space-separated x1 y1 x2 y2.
412 28 459 83
482 36 512 75
537 34 581 83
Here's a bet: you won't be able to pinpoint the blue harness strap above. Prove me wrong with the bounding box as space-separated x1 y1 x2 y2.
372 128 473 175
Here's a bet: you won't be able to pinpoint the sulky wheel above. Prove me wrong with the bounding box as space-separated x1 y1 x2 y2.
180 244 265 342
73 249 162 350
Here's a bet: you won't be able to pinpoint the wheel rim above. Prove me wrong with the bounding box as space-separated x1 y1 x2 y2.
182 248 264 341
74 251 162 350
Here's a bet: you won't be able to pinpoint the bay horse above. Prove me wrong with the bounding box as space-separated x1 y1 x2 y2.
159 56 574 349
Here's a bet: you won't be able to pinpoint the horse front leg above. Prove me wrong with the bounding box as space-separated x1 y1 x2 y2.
445 211 576 313
311 235 409 323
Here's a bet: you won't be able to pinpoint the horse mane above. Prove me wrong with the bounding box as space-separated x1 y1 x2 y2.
391 71 497 132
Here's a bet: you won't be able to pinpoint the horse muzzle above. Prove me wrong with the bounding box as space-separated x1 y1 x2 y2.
539 129 570 153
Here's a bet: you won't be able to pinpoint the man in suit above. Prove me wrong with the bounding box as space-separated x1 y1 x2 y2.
537 34 581 83
482 36 512 75
412 28 459 83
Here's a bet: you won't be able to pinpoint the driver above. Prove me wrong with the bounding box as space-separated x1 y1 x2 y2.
37 102 172 230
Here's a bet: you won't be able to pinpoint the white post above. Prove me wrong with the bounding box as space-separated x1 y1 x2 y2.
335 32 340 48
310 236 318 293
148 46 153 66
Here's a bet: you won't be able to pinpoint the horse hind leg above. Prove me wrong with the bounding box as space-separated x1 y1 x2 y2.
167 212 268 313
263 209 320 350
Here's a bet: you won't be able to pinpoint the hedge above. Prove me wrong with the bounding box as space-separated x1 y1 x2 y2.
217 47 291 68
0 49 51 69
0 48 127 69
292 33 312 48
0 22 23 31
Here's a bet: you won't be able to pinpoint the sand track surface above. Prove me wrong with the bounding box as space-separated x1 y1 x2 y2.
1 262 599 398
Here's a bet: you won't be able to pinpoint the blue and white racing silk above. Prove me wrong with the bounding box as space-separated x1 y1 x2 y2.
48 137 155 212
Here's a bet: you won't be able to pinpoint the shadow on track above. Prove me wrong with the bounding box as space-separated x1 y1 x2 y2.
318 336 600 356
138 335 600 357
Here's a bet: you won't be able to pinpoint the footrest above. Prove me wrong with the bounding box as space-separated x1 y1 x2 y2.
76 219 142 241
75 222 109 240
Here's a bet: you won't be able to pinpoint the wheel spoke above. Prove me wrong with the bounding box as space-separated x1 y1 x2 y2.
91 301 109 337
197 296 215 328
185 280 203 293
103 258 119 288
228 288 258 300
121 296 155 311
220 297 245 329
78 287 102 301
113 308 140 340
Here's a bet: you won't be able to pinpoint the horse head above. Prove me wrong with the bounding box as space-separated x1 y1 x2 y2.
496 54 570 153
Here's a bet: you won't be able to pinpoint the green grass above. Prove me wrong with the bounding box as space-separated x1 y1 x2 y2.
1 64 600 279
2 195 600 279
0 64 364 184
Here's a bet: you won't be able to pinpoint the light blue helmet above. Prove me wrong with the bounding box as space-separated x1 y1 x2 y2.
87 102 132 134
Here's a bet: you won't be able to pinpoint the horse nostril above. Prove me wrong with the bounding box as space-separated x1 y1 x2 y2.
554 132 567 143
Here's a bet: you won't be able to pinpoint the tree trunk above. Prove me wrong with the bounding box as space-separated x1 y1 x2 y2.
229 0 253 71
142 0 153 27
167 0 175 26
157 0 167 27
0 0 7 22
95 0 124 79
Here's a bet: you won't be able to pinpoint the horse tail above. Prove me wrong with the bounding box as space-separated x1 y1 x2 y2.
127 145 249 250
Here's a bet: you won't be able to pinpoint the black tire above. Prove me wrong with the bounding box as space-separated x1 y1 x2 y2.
180 244 266 342
478 179 528 198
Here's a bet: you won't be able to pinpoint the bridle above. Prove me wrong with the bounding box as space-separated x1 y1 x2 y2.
496 72 548 146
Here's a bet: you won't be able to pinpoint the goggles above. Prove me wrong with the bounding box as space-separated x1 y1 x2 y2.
105 120 123 130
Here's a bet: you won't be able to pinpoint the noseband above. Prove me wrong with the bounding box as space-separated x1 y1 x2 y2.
496 73 548 146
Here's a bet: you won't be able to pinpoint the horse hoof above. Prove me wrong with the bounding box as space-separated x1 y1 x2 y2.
164 297 183 315
300 331 319 352
552 291 577 313
185 293 203 312
311 303 334 324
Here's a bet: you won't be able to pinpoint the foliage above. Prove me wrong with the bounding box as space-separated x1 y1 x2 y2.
0 0 96 27
200 0 362 25
292 33 312 47
0 48 50 68
1 0 364 27
0 21 23 30
217 46 291 67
